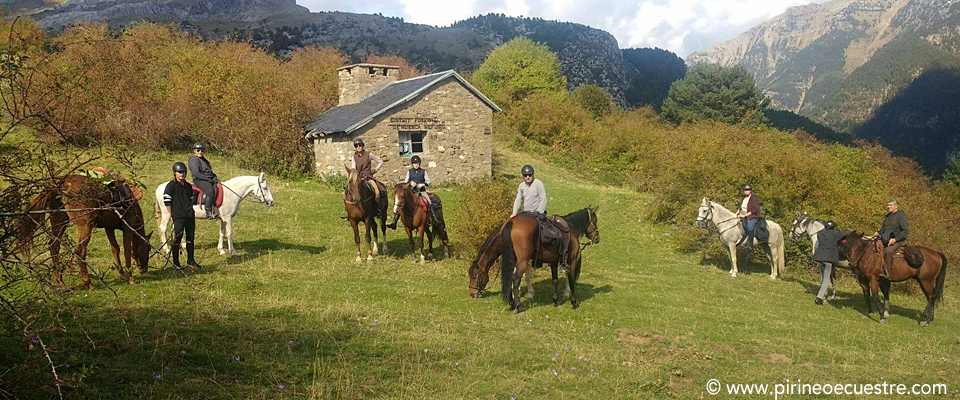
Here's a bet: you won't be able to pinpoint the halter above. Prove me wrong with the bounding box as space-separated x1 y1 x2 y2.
697 202 740 235
220 177 270 205
344 178 375 206
791 214 823 240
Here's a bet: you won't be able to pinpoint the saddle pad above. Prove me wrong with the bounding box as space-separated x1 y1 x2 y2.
192 182 224 207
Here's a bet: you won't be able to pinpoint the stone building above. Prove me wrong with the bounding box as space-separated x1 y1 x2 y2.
304 63 501 184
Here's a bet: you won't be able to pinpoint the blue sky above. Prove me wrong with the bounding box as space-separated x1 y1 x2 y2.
297 0 829 56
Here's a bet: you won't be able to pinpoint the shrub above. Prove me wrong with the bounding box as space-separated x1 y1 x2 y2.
661 63 770 126
570 84 615 119
451 177 514 256
470 37 566 109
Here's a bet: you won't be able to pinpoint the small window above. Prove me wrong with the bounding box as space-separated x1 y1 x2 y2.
368 67 375 74
398 131 425 156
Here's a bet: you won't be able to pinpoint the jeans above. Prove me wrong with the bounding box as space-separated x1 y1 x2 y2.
172 217 196 266
817 261 833 300
745 218 758 233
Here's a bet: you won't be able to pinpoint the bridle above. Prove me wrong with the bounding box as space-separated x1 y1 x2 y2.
697 202 739 235
791 214 822 241
220 176 272 205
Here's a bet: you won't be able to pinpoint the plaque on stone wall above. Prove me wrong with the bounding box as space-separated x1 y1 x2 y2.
388 116 446 130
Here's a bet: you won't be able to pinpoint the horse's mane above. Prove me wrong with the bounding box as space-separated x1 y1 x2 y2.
562 208 592 236
474 222 504 265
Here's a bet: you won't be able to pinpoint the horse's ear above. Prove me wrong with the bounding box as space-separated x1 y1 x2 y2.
592 205 599 213
259 172 265 181
344 165 351 175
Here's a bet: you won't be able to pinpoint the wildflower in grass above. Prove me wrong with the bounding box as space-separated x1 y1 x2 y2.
181 322 185 326
551 357 556 362
31 338 38 345
268 335 272 339
765 340 771 344
155 375 162 381
165 366 170 371
65 364 70 369
668 349 674 354
424 349 429 354
445 347 451 352
178 311 183 315
279 385 285 390
589 369 595 374
288 340 294 346
455 362 460 367
551 369 558 377
570 367 575 371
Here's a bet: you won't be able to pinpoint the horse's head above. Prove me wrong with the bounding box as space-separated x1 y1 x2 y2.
695 197 712 229
256 173 276 207
468 261 489 298
586 206 600 244
134 231 153 273
843 231 869 268
391 182 409 215
344 166 361 202
790 213 808 242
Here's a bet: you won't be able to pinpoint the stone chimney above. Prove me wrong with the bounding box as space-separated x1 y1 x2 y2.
337 64 401 106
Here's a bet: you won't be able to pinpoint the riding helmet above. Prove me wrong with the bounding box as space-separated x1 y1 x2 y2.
742 184 753 191
193 142 206 151
411 155 422 165
825 221 837 230
353 138 365 148
172 162 187 173
521 165 535 176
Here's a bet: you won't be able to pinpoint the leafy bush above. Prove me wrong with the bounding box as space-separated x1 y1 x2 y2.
451 178 514 256
570 84 615 119
29 22 347 178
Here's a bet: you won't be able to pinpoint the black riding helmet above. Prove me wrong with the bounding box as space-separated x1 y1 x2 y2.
742 184 753 191
173 162 187 173
825 221 837 230
411 155 422 165
193 142 206 151
353 138 364 148
521 165 535 176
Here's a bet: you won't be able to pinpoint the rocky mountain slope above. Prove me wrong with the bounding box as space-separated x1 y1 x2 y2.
689 0 960 172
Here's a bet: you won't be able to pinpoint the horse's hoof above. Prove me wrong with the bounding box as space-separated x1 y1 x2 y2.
127 278 135 285
219 250 226 256
230 251 239 257
355 257 362 263
572 303 580 310
919 320 929 327
367 256 374 263
879 319 887 324
830 295 838 301
769 276 777 281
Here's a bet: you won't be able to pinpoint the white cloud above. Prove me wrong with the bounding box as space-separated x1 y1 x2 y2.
298 0 830 55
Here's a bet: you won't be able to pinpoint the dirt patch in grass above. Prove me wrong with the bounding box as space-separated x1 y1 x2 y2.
618 329 662 346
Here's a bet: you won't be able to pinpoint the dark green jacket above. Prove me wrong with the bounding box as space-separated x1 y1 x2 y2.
880 210 908 243
813 229 845 264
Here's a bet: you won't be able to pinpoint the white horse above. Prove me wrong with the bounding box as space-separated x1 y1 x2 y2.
790 213 845 299
155 173 276 256
695 197 785 280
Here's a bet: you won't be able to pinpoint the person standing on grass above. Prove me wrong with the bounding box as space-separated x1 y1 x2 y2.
163 162 200 270
511 164 547 218
813 221 845 305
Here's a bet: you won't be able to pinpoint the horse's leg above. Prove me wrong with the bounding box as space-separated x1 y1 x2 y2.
514 260 527 313
159 210 171 254
764 244 776 281
524 269 535 300
728 243 738 277
371 218 380 256
105 229 123 279
417 225 426 265
405 224 416 263
917 275 936 326
364 217 374 262
551 262 560 307
879 278 891 320
217 219 226 255
350 219 362 263
568 255 581 310
426 224 435 259
379 206 387 254
73 222 94 291
869 277 884 323
122 228 136 284
226 218 238 256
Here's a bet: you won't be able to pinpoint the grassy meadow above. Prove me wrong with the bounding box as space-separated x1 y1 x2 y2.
2 148 959 399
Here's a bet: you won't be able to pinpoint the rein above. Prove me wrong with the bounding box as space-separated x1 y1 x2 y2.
220 178 268 205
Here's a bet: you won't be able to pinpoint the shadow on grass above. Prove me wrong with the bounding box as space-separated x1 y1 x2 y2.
782 275 924 322
698 252 778 277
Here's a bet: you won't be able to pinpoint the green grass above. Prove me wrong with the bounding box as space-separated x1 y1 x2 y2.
3 148 960 399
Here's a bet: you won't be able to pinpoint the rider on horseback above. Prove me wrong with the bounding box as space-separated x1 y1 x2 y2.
736 184 761 250
163 162 200 270
387 155 435 229
875 198 909 279
511 165 547 218
350 138 383 200
189 142 219 219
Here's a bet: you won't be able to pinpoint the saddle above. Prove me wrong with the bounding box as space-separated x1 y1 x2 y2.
740 218 770 244
522 212 572 267
191 182 223 207
81 167 142 206
898 245 925 268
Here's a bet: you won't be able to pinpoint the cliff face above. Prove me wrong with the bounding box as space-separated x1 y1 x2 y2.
689 0 960 172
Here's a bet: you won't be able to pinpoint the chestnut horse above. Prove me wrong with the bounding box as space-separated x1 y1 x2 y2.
344 167 387 262
843 232 947 326
390 182 449 264
501 207 599 312
467 221 535 298
16 174 152 290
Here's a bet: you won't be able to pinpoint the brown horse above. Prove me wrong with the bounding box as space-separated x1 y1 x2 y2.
344 166 387 262
501 207 599 312
843 232 947 326
390 182 449 264
468 221 536 298
16 174 152 290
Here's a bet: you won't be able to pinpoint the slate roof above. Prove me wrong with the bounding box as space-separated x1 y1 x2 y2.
304 70 501 137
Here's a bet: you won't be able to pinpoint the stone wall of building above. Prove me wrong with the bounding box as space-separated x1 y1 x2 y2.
311 77 494 184
338 64 399 106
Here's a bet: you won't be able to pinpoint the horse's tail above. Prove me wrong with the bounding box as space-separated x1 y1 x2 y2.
500 220 516 304
777 237 786 275
15 189 61 256
933 252 947 305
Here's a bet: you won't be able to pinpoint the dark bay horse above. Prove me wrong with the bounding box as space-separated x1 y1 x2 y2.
391 182 449 264
501 207 599 312
17 174 152 290
344 167 387 262
843 232 947 326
